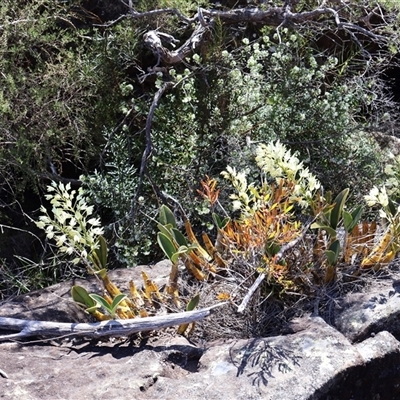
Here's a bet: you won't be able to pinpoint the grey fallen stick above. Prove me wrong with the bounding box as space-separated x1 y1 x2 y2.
0 302 227 342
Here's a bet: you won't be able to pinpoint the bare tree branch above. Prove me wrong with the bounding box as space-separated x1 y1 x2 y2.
0 302 227 342
95 6 195 27
137 5 387 69
128 81 173 223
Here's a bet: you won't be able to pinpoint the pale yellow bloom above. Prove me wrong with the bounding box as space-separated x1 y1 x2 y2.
364 186 388 208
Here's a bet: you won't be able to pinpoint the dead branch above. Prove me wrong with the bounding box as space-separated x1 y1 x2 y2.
143 23 209 65
0 302 227 342
128 80 173 223
138 5 386 68
100 3 388 66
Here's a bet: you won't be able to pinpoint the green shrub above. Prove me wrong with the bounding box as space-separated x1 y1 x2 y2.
81 26 388 264
0 1 138 196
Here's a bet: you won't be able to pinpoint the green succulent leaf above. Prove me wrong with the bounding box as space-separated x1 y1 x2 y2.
171 245 190 264
186 293 200 311
177 294 200 335
330 188 349 230
110 293 128 314
343 206 363 233
388 198 397 217
97 235 108 269
89 293 127 317
157 232 177 261
89 293 111 311
212 213 230 230
159 205 177 228
342 210 353 232
171 228 188 247
71 285 96 308
325 240 341 266
157 223 174 238
265 241 281 257
310 222 337 238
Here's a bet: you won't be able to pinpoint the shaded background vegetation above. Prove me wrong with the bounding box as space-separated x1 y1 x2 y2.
1 0 400 297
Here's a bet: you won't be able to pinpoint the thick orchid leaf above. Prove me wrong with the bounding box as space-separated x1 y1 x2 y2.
71 285 96 308
159 205 177 228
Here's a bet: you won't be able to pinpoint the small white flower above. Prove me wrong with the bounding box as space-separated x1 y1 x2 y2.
56 235 67 247
379 209 388 220
65 246 74 255
364 187 378 207
38 215 51 224
232 200 242 211
85 205 94 216
54 209 68 225
87 217 101 226
385 165 394 175
377 186 389 207
36 221 46 229
91 227 104 236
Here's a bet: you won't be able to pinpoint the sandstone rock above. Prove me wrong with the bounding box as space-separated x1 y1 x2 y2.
2 263 400 399
324 331 400 400
334 276 400 342
0 260 173 322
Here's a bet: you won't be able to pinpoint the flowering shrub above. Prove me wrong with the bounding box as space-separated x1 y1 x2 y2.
361 167 400 268
79 27 385 266
36 181 202 327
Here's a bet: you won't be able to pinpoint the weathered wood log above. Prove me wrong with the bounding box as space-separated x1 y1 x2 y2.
0 302 227 342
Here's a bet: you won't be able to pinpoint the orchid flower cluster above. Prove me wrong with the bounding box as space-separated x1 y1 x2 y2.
36 181 104 266
364 153 400 221
220 166 258 215
255 140 321 208
222 140 321 214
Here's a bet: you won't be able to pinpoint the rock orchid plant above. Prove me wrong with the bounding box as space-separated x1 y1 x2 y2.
36 142 400 327
36 181 202 333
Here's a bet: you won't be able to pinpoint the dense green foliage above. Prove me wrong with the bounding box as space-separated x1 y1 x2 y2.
1 0 400 297
0 2 132 194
